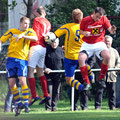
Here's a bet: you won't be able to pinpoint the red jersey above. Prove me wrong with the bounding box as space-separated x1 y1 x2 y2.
30 16 51 47
80 15 111 44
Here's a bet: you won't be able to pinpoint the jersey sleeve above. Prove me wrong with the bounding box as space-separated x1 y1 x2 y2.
54 24 67 38
104 16 111 29
0 29 13 43
26 28 37 36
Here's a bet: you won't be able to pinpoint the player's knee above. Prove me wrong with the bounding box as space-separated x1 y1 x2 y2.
9 83 13 88
78 53 87 65
104 52 110 61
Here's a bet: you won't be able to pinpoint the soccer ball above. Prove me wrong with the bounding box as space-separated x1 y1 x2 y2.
44 32 56 44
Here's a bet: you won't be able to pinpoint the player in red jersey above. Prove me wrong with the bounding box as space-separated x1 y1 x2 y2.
78 7 116 89
28 6 51 106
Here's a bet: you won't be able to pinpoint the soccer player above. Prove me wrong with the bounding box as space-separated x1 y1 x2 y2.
28 6 51 106
78 7 117 88
0 16 38 116
45 9 94 93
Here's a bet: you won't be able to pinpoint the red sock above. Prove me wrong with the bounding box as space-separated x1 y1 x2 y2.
39 75 49 97
80 66 90 84
99 63 109 80
28 78 38 98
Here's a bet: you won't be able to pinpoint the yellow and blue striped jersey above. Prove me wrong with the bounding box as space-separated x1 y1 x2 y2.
0 28 37 61
55 23 84 60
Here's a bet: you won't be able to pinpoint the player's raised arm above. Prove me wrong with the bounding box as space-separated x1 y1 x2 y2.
108 25 117 34
16 32 38 42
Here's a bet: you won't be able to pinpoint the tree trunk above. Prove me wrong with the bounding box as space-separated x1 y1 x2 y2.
23 0 33 18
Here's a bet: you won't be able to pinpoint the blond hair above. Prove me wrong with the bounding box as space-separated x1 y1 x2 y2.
72 8 83 23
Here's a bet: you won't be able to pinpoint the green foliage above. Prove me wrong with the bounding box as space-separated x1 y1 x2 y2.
46 0 97 25
0 0 8 13
9 0 17 10
97 0 120 16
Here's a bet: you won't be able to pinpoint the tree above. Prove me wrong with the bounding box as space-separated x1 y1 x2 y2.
23 0 34 18
0 0 8 22
46 0 97 25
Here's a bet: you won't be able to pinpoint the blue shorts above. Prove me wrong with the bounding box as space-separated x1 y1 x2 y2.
6 57 28 78
64 57 79 77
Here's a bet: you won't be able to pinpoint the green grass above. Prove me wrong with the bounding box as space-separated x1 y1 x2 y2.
0 99 120 120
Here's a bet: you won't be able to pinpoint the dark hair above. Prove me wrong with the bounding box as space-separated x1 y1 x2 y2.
36 6 46 15
20 16 30 23
94 7 105 15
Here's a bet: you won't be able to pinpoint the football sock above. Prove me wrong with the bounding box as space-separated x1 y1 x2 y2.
28 78 38 98
39 75 49 97
22 85 29 107
80 66 90 84
99 63 109 80
69 79 84 91
11 86 23 106
87 64 94 81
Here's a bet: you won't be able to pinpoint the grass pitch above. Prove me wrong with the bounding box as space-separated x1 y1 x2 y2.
0 99 120 120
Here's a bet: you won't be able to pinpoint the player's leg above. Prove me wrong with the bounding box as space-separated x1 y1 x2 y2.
96 42 110 88
87 64 95 83
8 78 24 116
36 66 50 105
28 46 41 106
99 49 110 80
9 78 23 106
6 58 24 116
19 77 29 113
65 58 92 100
17 60 29 114
78 52 90 85
28 66 39 106
36 47 50 105
64 58 84 91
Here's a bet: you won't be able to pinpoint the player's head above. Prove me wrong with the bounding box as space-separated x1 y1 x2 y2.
20 16 30 31
36 6 46 17
92 7 105 21
72 8 83 23
94 7 105 15
105 35 113 48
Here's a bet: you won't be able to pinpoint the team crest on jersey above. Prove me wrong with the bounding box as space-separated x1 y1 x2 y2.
92 28 99 34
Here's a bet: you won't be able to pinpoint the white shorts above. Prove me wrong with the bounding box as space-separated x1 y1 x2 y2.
28 45 46 68
80 42 108 60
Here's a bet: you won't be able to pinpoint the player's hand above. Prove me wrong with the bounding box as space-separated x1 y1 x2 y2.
44 36 49 42
84 31 91 37
111 25 117 34
16 33 25 42
44 68 52 74
62 45 65 50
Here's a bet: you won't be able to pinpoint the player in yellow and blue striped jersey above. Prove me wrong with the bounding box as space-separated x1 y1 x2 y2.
0 16 38 116
54 9 93 92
